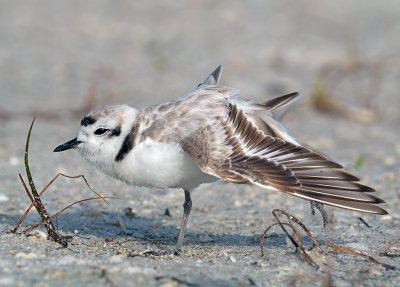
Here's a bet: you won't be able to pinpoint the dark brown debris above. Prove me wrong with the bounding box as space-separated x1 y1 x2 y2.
260 209 397 271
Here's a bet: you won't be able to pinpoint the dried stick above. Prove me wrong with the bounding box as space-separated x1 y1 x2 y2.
260 209 397 270
10 173 109 234
22 117 63 244
10 117 108 247
22 196 117 234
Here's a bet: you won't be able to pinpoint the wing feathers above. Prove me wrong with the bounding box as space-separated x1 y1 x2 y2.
286 160 343 170
289 192 387 214
214 98 387 215
179 88 386 215
293 188 384 203
296 181 375 192
294 169 360 182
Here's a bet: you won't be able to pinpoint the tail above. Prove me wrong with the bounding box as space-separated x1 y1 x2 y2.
197 65 223 88
262 92 300 112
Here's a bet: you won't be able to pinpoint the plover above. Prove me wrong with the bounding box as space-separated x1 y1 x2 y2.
54 65 387 249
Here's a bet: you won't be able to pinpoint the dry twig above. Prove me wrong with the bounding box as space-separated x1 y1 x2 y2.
8 117 110 247
261 209 397 270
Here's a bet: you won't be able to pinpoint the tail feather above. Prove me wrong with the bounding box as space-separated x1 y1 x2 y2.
262 92 300 111
197 65 223 88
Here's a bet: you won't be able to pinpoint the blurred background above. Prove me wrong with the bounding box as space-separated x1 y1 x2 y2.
1 1 399 115
0 1 399 285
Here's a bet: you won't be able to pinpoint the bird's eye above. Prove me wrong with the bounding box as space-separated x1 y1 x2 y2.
94 128 109 135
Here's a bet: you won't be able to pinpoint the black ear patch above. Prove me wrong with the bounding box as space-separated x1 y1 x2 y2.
81 116 96 126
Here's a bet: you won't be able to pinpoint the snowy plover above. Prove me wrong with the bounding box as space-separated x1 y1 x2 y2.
54 65 387 249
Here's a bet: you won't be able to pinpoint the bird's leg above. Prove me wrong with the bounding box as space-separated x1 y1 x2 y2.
310 201 316 216
310 201 328 227
176 189 192 253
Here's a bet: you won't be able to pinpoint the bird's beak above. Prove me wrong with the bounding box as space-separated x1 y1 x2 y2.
53 138 81 152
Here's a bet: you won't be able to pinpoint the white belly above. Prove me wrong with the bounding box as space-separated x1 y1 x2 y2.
113 140 218 190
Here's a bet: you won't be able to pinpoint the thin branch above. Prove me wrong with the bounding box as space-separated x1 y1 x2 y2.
22 197 117 233
260 209 397 271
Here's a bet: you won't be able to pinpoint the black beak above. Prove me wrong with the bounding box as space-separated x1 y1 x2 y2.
53 138 81 152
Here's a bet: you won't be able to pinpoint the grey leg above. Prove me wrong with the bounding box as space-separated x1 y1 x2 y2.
176 189 192 250
310 201 328 227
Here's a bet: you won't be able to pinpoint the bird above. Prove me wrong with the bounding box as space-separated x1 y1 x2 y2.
54 65 387 251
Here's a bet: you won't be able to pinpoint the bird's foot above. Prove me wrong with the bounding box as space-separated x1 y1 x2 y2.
174 248 182 256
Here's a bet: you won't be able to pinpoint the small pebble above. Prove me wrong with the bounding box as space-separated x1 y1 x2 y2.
46 271 67 280
9 157 19 166
383 156 396 166
15 252 38 259
109 255 123 264
380 246 400 257
369 268 382 276
230 256 237 263
382 173 396 182
160 281 178 287
385 246 400 253
33 230 47 240
0 194 9 202
234 200 242 207
379 215 393 222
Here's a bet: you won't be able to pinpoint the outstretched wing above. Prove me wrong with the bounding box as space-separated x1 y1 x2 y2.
183 90 387 215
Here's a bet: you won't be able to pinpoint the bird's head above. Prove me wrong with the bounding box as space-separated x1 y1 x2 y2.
54 105 138 167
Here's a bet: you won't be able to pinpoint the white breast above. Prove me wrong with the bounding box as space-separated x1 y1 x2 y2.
113 139 218 190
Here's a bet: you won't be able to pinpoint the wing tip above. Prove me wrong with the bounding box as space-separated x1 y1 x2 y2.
263 91 301 111
263 184 388 215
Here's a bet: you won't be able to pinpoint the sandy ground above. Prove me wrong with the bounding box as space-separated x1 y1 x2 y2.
0 1 399 286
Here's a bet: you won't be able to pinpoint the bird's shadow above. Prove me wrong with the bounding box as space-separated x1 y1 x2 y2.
1 208 293 249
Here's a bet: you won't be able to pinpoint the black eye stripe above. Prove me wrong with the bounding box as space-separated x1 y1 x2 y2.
94 128 109 135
